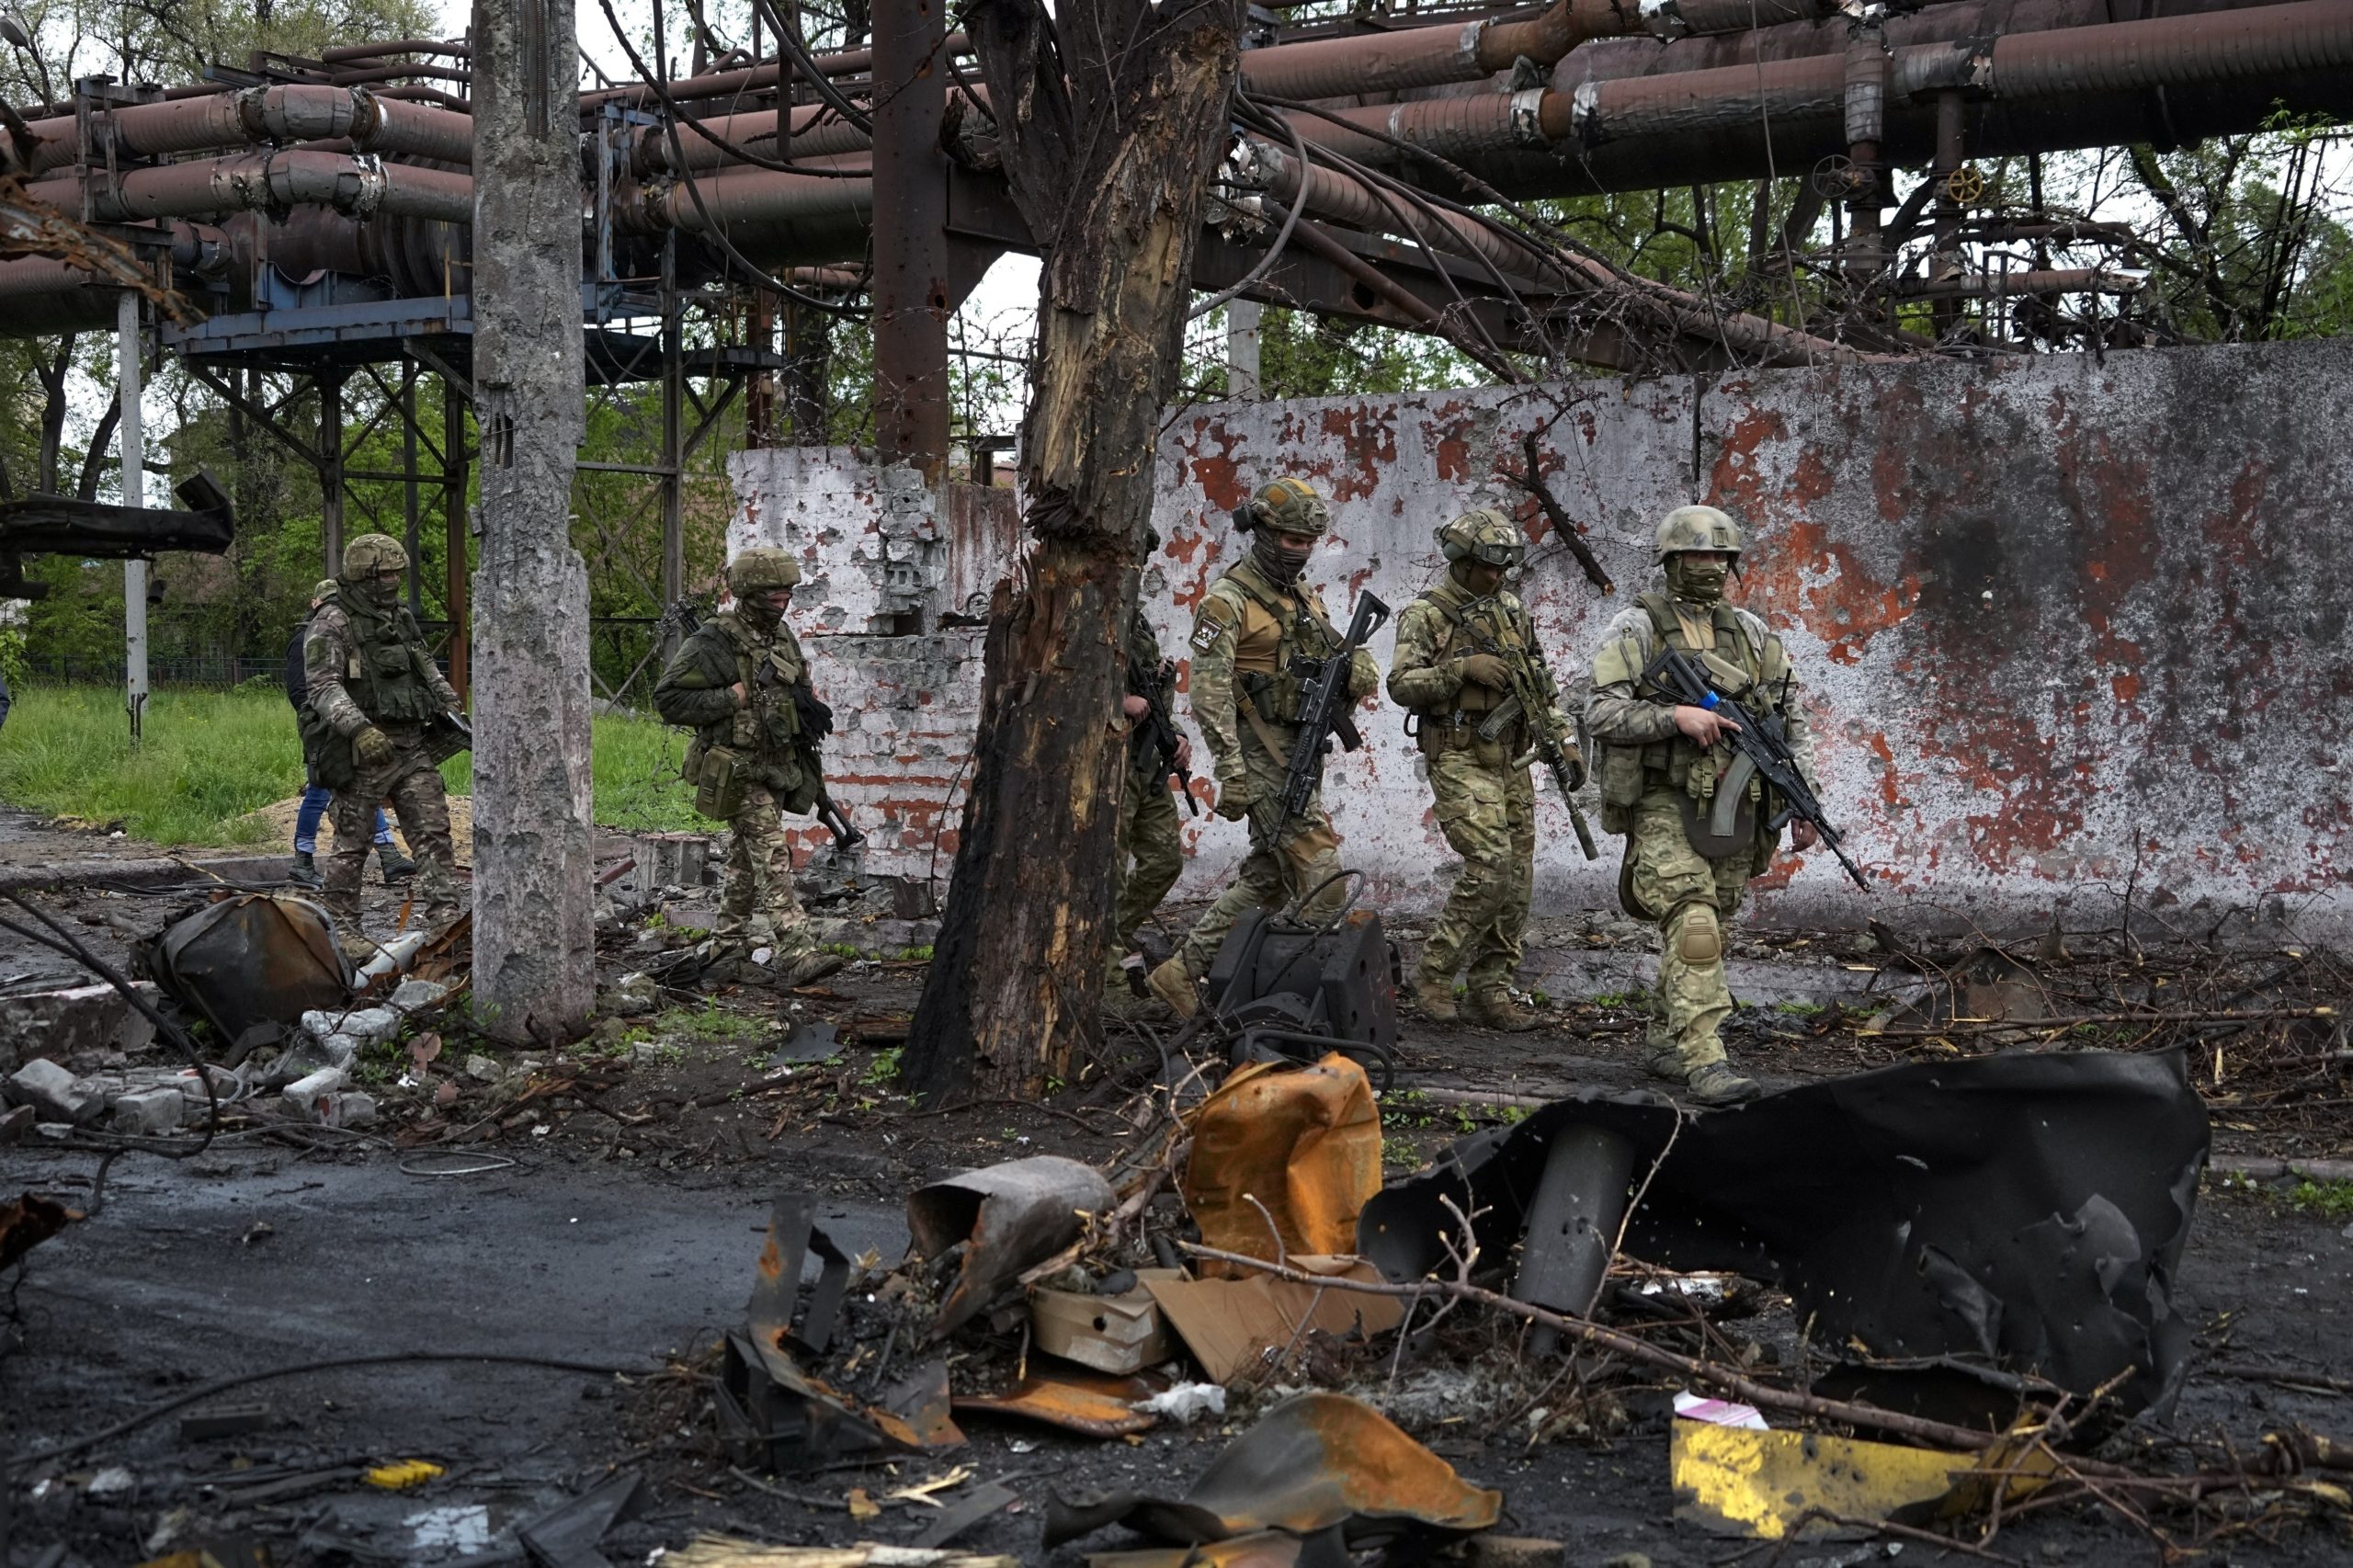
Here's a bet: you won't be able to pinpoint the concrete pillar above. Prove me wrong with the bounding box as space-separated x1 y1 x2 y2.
1227 298 1262 400
469 0 595 1042
115 291 146 742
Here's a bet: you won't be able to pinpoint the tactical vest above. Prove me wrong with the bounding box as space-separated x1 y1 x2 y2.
299 595 443 788
1596 591 1771 830
338 597 444 725
682 612 809 795
1409 586 1535 760
1215 558 1343 728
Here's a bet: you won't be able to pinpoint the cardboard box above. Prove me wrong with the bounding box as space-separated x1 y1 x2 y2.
1029 1269 1180 1374
1143 1256 1406 1384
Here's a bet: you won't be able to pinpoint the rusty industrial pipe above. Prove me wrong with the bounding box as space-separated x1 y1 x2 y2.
30 151 472 225
16 85 474 176
579 32 972 110
1238 0 1637 102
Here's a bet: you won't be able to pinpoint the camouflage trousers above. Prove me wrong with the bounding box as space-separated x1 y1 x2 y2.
323 725 459 933
1112 764 1184 953
1175 739 1346 981
1418 745 1535 990
1627 790 1755 1074
717 781 814 952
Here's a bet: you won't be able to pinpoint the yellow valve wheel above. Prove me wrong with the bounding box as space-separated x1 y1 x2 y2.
1944 165 1987 205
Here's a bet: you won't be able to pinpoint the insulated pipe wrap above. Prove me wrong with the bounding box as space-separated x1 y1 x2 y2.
1237 19 1490 100
1988 0 2353 96
1844 27 1893 148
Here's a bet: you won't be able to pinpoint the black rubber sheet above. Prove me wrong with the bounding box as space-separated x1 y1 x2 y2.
1358 1050 2208 1421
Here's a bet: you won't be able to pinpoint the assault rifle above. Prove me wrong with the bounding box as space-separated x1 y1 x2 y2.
1452 608 1600 861
1130 657 1199 816
1637 645 1867 891
1260 591 1390 832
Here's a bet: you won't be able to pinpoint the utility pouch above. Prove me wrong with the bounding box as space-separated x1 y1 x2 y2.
681 737 708 785
695 745 745 820
1598 744 1646 809
1677 752 1757 859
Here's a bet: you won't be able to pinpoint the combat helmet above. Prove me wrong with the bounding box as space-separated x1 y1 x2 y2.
1234 476 1330 538
1651 505 1743 567
726 547 802 593
1436 507 1525 571
341 532 409 580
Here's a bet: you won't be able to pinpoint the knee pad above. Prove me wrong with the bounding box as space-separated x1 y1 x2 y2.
1672 903 1722 964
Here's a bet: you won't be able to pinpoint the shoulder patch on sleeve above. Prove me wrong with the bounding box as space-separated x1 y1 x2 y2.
1192 594 1240 649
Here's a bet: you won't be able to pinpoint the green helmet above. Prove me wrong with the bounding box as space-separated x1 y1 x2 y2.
1436 507 1524 570
1237 476 1330 538
312 578 340 603
726 547 802 593
1652 505 1743 567
341 532 408 580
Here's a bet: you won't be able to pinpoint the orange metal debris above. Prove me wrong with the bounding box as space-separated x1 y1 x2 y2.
1183 1055 1380 1277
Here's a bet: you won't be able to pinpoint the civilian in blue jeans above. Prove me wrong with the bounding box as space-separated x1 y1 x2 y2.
287 580 414 889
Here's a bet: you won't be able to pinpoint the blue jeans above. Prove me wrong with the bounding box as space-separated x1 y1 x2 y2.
294 785 390 854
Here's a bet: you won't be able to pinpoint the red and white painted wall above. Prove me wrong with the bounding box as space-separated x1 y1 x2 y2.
733 337 2350 938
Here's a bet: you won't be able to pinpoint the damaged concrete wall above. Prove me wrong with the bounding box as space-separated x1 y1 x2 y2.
732 339 2353 937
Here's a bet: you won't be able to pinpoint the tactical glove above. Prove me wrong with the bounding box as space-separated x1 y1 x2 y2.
1213 776 1253 822
1459 653 1512 689
353 725 395 769
1347 648 1380 700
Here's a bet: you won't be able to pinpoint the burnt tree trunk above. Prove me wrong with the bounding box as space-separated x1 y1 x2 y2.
904 0 1242 1100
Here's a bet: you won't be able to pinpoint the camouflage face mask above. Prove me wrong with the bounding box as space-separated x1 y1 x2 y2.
1666 556 1729 604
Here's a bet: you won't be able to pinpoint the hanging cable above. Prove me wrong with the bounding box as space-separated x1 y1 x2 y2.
1188 92 1313 322
596 0 867 319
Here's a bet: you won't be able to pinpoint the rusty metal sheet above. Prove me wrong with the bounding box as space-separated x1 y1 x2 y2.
1183 1056 1381 1278
136 893 351 1047
907 1155 1116 1338
952 1361 1161 1438
1045 1392 1502 1551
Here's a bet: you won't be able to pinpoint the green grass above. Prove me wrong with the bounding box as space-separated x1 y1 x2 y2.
0 682 702 846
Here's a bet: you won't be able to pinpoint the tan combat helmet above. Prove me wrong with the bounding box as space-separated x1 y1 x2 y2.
1651 505 1743 567
1240 476 1331 538
341 532 409 580
1436 507 1525 571
726 547 802 593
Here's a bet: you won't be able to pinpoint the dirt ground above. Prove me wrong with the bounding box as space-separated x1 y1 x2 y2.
4 807 2351 1568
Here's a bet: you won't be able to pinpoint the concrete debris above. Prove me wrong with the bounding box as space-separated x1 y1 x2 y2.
1132 1382 1226 1425
85 1465 136 1499
258 1031 358 1089
0 1104 31 1144
280 1066 347 1121
111 1085 186 1136
0 979 157 1068
7 1057 108 1125
388 978 450 1014
464 1053 505 1083
604 971 659 1017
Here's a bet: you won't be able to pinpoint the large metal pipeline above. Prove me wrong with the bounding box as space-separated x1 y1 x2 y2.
1551 0 2302 87
1552 0 2353 143
29 151 473 226
1235 0 1638 102
12 85 475 177
630 103 881 175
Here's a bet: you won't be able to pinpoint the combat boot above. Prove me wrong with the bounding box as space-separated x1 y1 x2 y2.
287 851 322 889
1684 1061 1761 1108
1642 1035 1686 1082
778 948 847 988
1406 966 1459 1024
1468 986 1540 1033
376 841 417 881
1146 957 1199 1019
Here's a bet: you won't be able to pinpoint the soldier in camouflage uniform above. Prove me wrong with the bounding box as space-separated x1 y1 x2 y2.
1146 478 1380 1017
653 548 847 990
1112 569 1188 970
1586 506 1818 1108
1389 508 1580 1031
301 534 465 946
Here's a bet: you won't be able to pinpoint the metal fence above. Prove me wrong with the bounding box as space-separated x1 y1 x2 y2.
24 655 288 688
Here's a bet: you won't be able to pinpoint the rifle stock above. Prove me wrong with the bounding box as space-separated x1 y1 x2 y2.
1266 591 1390 831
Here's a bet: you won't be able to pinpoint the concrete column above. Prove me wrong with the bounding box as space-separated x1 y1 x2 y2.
1227 298 1262 400
115 291 146 742
469 0 595 1041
